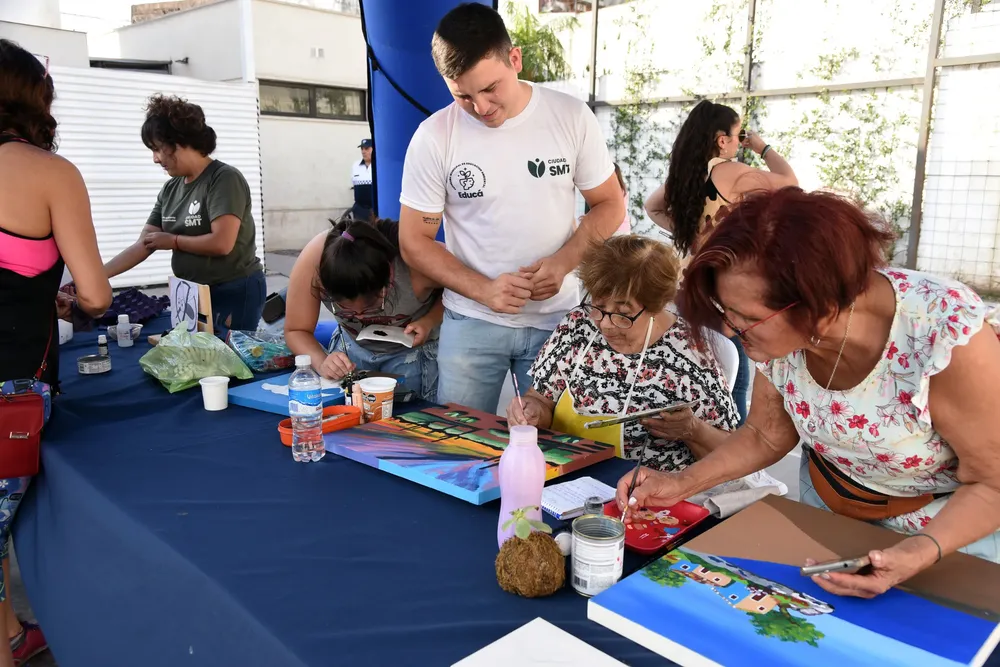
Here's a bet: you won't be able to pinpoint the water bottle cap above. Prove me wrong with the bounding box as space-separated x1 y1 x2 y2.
98 335 107 344
508 424 538 446
117 314 130 324
295 354 312 367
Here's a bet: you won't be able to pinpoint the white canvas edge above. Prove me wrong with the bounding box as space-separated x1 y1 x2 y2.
587 599 723 667
452 617 626 666
971 622 1000 667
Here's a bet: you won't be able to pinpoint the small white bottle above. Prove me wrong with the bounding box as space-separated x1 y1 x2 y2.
117 314 133 348
97 334 108 357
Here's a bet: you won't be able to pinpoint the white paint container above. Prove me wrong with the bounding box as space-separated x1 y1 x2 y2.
570 514 625 597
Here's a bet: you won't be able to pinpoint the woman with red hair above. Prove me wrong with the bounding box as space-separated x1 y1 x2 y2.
616 187 1000 599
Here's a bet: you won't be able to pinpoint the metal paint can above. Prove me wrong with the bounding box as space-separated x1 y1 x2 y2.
570 514 625 597
77 354 111 375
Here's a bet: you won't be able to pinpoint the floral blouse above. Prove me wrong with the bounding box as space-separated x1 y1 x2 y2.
760 268 1000 560
530 308 739 472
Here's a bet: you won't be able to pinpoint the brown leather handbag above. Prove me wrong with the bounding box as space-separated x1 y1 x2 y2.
0 324 52 478
805 445 946 522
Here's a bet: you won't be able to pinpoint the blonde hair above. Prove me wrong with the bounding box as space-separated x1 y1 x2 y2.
578 235 681 312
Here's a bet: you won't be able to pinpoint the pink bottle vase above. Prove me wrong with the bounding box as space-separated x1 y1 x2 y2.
497 425 546 549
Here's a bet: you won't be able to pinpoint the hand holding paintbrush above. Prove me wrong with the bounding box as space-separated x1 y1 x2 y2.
615 452 687 521
506 374 542 426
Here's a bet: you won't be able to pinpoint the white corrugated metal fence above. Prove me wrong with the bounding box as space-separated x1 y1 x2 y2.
49 65 264 289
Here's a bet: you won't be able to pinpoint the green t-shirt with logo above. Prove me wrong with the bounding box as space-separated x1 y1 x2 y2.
147 160 262 286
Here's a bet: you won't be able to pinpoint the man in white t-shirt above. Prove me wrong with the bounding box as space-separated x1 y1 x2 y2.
399 3 624 414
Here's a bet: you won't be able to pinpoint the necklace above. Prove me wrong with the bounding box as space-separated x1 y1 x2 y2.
823 302 855 391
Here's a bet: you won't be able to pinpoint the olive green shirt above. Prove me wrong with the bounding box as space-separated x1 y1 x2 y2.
147 160 262 285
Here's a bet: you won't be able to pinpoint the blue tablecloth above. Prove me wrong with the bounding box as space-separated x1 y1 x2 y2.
12 316 669 666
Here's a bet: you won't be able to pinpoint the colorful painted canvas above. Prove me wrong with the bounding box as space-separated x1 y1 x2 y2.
228 372 345 416
323 404 615 504
588 497 1000 667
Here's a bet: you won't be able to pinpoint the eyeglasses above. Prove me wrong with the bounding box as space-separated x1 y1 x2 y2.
581 302 646 329
710 297 797 342
334 294 385 319
31 53 50 79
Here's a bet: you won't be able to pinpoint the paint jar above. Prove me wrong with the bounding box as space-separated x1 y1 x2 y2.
583 496 605 516
570 514 625 597
358 376 396 422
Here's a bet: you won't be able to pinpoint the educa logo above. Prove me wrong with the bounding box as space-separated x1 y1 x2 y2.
527 159 546 178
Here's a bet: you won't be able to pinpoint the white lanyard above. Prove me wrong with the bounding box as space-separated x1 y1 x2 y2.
567 317 655 417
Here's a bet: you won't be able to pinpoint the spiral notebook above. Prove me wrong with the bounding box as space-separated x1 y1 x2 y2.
541 476 617 520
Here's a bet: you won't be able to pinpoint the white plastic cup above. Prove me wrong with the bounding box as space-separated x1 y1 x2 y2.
199 376 230 411
358 376 397 422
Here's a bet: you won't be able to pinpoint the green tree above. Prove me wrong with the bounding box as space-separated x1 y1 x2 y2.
641 558 689 588
747 607 825 648
504 3 579 82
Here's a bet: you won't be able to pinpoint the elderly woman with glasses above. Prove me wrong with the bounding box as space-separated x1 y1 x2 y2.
283 217 443 401
506 235 739 472
618 187 1000 599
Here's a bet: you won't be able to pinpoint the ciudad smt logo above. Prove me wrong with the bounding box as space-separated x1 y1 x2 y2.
527 156 570 179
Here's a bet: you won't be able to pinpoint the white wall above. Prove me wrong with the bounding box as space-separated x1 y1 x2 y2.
115 0 243 81
0 21 89 67
261 116 366 250
252 0 368 250
0 0 61 29
251 0 366 86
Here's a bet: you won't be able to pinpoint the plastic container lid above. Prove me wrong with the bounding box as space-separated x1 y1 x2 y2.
508 424 538 446
295 354 311 367
98 335 107 343
117 314 130 324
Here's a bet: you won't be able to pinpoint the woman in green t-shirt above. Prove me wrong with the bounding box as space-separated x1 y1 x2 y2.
101 94 265 336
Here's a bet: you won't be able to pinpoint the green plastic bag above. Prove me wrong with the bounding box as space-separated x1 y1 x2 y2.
139 322 253 393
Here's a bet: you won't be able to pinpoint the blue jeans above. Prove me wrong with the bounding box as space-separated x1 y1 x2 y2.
210 269 267 338
729 335 749 426
330 329 439 403
436 309 553 414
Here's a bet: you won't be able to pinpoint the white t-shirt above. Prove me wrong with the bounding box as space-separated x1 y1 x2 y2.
351 161 372 187
399 82 614 330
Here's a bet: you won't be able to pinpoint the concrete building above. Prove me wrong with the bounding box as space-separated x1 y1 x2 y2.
112 0 370 251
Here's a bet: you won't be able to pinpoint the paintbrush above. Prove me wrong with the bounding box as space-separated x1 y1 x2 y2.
511 373 526 415
621 438 651 523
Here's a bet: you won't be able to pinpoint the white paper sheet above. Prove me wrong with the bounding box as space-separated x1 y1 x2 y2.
452 618 626 667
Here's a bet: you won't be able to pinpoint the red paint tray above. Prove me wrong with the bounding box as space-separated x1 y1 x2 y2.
603 499 711 555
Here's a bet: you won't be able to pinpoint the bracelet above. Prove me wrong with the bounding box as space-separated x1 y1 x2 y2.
909 533 943 563
173 235 180 251
760 145 772 158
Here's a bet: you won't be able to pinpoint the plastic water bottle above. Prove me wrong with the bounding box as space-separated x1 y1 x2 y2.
497 425 546 548
288 355 325 463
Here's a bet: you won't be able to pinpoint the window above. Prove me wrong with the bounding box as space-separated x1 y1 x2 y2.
259 81 367 121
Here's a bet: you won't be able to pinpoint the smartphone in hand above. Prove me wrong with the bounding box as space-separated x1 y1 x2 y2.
800 555 872 577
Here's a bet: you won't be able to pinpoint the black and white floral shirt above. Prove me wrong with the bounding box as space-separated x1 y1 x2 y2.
529 308 739 472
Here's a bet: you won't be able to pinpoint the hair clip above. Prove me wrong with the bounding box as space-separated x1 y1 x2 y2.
342 231 355 242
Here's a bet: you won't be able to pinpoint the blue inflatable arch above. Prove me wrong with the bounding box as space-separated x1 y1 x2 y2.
358 0 498 235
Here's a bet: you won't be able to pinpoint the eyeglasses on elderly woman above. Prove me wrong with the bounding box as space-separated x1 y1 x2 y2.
580 301 647 329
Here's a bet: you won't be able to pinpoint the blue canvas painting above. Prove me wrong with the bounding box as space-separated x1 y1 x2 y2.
589 547 1000 667
227 373 345 416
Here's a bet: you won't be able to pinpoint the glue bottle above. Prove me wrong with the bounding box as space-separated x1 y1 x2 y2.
497 425 546 549
116 314 133 348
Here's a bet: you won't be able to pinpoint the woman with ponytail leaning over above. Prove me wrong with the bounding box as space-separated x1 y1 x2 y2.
96 94 265 337
283 218 443 401
0 39 112 666
645 100 798 425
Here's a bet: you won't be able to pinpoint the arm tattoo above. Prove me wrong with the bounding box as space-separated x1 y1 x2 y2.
422 216 439 225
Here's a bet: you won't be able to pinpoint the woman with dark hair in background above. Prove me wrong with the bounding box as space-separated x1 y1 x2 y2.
97 94 265 336
644 100 798 425
0 39 112 667
283 218 443 401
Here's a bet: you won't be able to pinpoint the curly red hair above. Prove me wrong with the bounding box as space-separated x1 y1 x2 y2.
677 187 896 349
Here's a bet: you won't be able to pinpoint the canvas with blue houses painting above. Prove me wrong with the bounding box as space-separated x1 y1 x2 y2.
227 372 345 416
588 497 1000 667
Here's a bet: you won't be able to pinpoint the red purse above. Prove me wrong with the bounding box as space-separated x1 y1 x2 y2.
0 324 53 478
